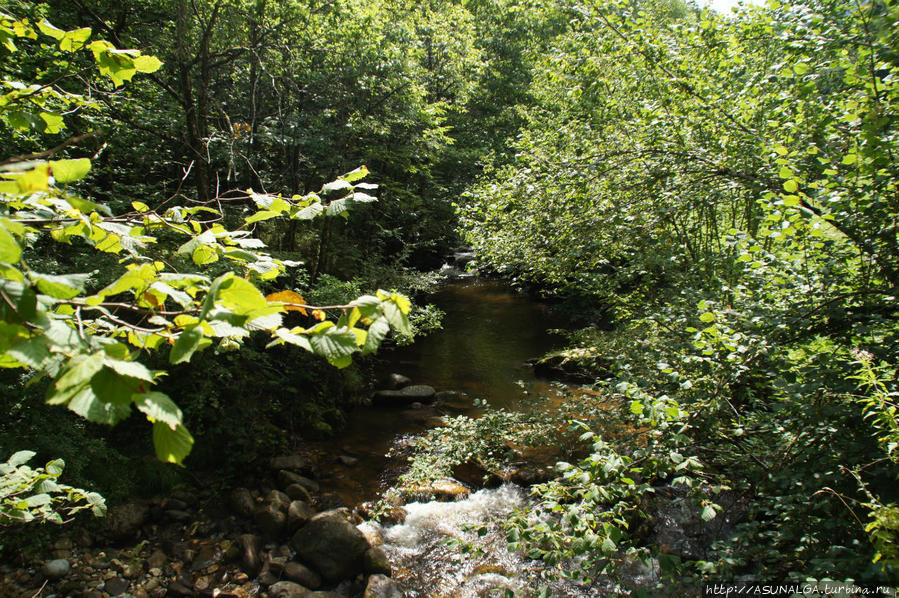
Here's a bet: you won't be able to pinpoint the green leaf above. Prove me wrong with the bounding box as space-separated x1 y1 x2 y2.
309 326 358 360
8 450 35 467
24 494 51 507
700 505 717 521
134 392 182 428
104 357 153 382
90 367 140 405
0 222 22 264
699 312 716 323
37 19 65 40
45 459 64 476
340 165 369 182
783 179 798 193
32 272 90 299
67 386 131 425
322 179 352 193
363 316 390 355
133 54 163 73
152 421 193 464
170 327 204 364
7 337 50 369
778 166 792 179
47 352 105 405
217 276 268 315
245 210 281 224
49 158 91 183
601 537 616 555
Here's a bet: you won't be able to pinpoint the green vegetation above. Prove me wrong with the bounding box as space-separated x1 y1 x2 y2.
1 0 898 594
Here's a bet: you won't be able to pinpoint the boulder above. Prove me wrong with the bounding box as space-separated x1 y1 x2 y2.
41 558 70 580
288 500 315 532
269 581 310 598
228 488 256 519
337 455 359 467
290 510 370 582
402 478 470 502
387 373 412 389
284 561 321 589
255 501 287 540
286 483 315 504
237 533 263 576
363 547 391 575
372 385 436 407
266 489 292 512
364 574 405 598
452 460 502 489
105 501 149 538
270 454 313 475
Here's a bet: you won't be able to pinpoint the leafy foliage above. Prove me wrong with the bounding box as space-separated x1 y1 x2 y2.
0 450 105 525
0 14 411 466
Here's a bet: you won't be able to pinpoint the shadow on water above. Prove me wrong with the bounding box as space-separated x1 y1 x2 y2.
317 278 566 506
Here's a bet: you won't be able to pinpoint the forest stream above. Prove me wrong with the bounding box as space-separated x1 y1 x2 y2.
314 277 616 597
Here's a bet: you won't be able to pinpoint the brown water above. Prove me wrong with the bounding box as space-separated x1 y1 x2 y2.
318 278 565 505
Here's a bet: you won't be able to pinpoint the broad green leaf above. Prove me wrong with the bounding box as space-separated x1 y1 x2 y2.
783 180 798 193
340 165 369 182
45 459 64 476
363 316 390 354
67 386 131 425
309 326 358 360
699 312 715 323
169 327 204 364
47 352 105 405
152 421 193 464
24 494 51 507
32 272 90 299
701 505 717 521
133 55 162 73
0 223 22 263
322 179 352 193
7 337 50 369
218 276 268 315
90 367 140 405
37 19 65 40
49 158 91 183
245 210 281 224
134 392 182 428
8 450 35 467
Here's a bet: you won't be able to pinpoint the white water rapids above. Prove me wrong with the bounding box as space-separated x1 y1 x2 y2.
359 485 611 598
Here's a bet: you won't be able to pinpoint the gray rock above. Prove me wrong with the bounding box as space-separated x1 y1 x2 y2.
284 561 321 589
286 483 315 504
371 385 436 407
337 455 359 467
288 500 315 532
363 547 391 575
270 454 312 473
290 510 370 582
165 579 194 596
41 558 70 580
308 593 345 598
388 373 412 389
105 501 149 538
104 577 130 596
364 574 405 598
317 492 346 510
255 501 287 540
238 533 263 576
269 581 310 598
229 487 256 518
266 489 291 511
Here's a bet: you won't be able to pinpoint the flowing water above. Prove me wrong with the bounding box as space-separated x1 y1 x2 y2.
320 278 566 504
318 277 613 596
